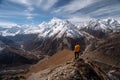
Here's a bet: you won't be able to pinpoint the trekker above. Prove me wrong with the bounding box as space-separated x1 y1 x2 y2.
74 42 80 60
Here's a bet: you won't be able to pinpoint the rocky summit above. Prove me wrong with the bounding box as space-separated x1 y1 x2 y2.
27 58 111 80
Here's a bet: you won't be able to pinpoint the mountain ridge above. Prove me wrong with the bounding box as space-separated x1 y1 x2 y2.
0 18 120 37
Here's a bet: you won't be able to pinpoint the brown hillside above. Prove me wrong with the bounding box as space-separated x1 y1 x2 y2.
25 49 74 77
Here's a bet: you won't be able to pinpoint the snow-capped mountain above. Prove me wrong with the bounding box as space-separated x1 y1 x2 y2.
0 24 39 36
13 18 82 38
37 18 83 38
25 18 85 55
84 19 120 32
0 18 120 37
80 19 120 38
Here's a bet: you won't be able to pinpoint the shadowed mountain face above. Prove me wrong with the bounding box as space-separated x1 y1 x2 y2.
0 36 43 78
0 36 27 65
6 34 38 43
82 32 120 79
25 37 85 56
0 47 40 65
0 36 20 48
0 36 40 65
81 28 106 38
0 48 32 65
83 32 120 66
0 47 44 80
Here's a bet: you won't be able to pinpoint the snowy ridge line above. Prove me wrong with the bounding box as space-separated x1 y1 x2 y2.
0 18 120 37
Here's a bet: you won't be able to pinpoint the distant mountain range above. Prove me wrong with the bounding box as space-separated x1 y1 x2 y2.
0 18 120 37
0 18 120 55
81 19 120 38
0 18 120 64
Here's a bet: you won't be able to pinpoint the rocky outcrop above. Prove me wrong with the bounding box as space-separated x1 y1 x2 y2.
27 58 111 80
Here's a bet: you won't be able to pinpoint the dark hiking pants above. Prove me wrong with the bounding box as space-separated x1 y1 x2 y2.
74 52 79 60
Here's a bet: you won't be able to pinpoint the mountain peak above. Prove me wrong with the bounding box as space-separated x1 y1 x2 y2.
37 18 82 38
85 18 120 33
49 18 72 26
50 17 62 22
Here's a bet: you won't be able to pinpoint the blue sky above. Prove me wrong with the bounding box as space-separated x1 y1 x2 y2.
0 0 120 26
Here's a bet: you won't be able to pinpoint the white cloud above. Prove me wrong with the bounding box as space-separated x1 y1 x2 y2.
27 16 33 19
0 15 12 18
10 0 31 6
24 6 34 20
0 21 17 28
52 0 99 23
67 15 95 24
52 0 120 24
0 10 26 18
0 9 38 20
9 0 58 20
42 0 58 10
9 0 58 10
0 10 31 17
53 0 99 14
27 6 34 11
89 4 120 17
26 13 34 20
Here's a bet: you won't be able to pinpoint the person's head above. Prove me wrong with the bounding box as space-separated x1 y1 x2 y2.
76 42 79 45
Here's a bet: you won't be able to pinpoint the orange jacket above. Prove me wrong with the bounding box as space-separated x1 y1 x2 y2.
74 44 80 52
